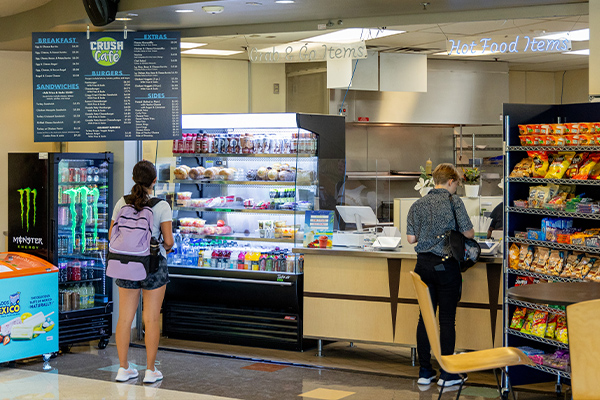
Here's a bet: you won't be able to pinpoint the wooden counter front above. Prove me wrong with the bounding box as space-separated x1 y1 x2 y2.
294 248 503 350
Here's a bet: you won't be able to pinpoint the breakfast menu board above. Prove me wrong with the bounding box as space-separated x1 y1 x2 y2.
32 32 181 142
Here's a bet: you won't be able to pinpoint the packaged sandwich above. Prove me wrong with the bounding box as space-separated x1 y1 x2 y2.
509 244 520 270
528 151 550 178
510 307 527 330
531 310 549 338
564 153 589 179
545 152 575 179
573 153 600 180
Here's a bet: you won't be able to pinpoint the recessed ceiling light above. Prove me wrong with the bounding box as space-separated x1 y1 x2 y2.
537 28 589 41
180 42 207 49
302 28 405 43
202 5 225 14
175 9 194 13
115 17 132 21
182 49 243 56
563 49 589 55
275 0 295 3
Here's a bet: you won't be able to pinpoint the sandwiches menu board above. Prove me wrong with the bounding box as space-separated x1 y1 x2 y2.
32 32 181 142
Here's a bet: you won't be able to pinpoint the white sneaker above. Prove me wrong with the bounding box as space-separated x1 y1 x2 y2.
143 368 163 384
115 364 139 382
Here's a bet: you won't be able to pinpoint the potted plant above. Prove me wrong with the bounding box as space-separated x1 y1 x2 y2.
414 166 434 197
462 167 481 198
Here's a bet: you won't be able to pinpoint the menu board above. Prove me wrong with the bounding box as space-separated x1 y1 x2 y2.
32 32 181 142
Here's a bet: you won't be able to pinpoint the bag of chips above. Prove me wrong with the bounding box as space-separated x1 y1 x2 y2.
564 152 589 178
531 310 549 338
523 246 535 271
545 152 575 179
509 244 520 270
572 153 600 180
518 244 530 269
509 157 533 178
555 316 568 344
520 310 536 334
528 151 550 178
545 313 558 339
534 247 550 273
510 307 527 330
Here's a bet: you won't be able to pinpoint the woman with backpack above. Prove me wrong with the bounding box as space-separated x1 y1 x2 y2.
109 160 174 384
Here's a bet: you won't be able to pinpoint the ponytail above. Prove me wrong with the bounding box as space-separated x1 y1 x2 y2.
128 160 156 211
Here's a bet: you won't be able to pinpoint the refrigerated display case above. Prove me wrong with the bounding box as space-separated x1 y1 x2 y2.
7 152 114 350
503 103 600 390
162 113 345 350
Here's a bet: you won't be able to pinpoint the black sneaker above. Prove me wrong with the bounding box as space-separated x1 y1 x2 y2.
417 368 437 385
437 372 466 387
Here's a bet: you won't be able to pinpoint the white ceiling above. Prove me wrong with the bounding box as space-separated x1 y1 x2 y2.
0 0 591 71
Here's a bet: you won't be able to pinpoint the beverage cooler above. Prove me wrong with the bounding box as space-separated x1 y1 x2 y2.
7 152 113 350
162 113 345 350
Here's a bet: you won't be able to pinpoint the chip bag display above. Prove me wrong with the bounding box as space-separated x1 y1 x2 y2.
564 152 588 178
520 310 536 334
555 316 568 344
545 313 558 339
547 250 565 276
572 153 600 180
545 151 575 179
509 244 520 270
528 151 550 178
531 310 549 338
510 307 527 330
509 157 533 178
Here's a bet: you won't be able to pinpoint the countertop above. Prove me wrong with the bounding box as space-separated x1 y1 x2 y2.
293 247 502 263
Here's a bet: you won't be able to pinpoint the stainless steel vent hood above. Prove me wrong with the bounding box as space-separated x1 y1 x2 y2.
330 59 509 125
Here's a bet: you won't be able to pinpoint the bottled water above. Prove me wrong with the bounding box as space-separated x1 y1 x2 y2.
88 283 95 308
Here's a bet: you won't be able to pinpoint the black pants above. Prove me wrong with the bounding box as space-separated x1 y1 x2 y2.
414 252 462 371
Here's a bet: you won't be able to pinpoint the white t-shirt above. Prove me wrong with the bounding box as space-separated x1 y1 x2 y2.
111 196 172 258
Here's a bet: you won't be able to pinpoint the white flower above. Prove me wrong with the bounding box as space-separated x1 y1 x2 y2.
414 177 433 195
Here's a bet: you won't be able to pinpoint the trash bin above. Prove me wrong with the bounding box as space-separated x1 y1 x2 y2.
0 252 58 363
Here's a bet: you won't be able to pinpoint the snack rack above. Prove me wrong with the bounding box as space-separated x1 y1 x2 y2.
162 113 345 350
503 103 600 391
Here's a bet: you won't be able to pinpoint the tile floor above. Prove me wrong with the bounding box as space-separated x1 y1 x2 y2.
0 337 566 400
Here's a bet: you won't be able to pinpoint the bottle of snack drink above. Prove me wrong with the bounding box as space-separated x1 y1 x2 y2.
190 133 198 154
88 283 95 308
79 284 87 309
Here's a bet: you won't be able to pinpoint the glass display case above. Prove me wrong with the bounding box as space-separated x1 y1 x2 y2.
162 113 345 350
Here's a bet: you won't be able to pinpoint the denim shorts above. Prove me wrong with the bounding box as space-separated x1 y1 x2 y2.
115 257 169 290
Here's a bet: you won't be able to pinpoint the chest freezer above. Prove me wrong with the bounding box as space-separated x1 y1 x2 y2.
0 252 58 363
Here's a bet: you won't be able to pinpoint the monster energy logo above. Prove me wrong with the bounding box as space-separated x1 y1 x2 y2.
17 188 37 232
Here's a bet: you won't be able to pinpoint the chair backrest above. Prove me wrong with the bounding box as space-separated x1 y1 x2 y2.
410 271 443 362
567 298 600 400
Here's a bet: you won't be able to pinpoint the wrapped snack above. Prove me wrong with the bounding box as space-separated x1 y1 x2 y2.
519 135 535 146
555 316 568 344
527 152 549 178
518 125 527 135
523 246 535 270
509 157 533 177
561 252 583 277
585 261 600 282
545 151 575 179
554 124 567 135
257 166 268 180
579 123 593 134
574 255 596 279
510 307 528 330
530 310 549 338
589 162 600 180
520 310 536 334
518 244 530 269
565 123 579 134
544 135 559 146
540 124 554 135
545 314 558 339
509 244 520 270
564 153 589 178
515 275 533 286
533 247 550 273
526 124 541 134
547 250 565 276
573 153 600 180
578 134 593 145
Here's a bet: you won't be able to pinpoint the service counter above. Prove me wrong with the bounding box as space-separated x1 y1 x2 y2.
293 247 503 351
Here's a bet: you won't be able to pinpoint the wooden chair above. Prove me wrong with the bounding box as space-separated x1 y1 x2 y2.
566 298 600 399
410 271 534 400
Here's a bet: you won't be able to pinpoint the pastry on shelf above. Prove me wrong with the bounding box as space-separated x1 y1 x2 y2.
174 165 191 180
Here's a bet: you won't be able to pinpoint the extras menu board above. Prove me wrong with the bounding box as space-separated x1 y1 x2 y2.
33 32 181 142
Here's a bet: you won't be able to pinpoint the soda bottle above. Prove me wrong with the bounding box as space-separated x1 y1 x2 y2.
259 251 267 271
87 283 95 308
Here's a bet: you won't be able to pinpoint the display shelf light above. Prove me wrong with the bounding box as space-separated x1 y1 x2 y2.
182 113 299 129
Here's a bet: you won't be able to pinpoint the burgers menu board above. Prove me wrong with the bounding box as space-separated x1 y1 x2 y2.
32 32 181 142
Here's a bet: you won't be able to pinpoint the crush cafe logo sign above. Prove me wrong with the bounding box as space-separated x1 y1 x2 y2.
13 187 43 247
446 34 571 56
90 37 123 66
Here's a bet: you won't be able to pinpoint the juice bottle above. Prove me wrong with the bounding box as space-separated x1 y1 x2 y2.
229 250 238 269
277 252 287 272
236 250 245 269
88 283 95 308
259 251 267 271
211 248 219 268
251 250 260 271
265 252 274 272
245 249 253 270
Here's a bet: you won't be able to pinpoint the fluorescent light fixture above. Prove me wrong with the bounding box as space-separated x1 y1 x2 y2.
302 28 404 43
182 49 243 56
563 49 589 55
275 0 295 3
115 17 131 21
175 9 194 13
183 113 298 129
537 28 589 41
180 42 207 49
203 5 224 14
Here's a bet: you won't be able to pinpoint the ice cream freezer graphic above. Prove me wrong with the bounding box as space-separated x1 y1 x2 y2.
0 253 58 363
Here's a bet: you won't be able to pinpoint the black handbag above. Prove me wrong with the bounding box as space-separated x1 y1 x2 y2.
440 194 481 272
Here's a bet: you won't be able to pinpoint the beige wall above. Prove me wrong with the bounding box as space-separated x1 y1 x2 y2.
250 63 286 113
509 68 589 104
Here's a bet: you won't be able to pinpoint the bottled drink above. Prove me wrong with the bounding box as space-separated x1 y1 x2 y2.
229 250 239 270
88 283 95 308
244 250 252 270
88 260 95 280
277 252 287 272
259 251 267 271
72 260 81 281
237 250 246 270
251 250 260 271
265 252 274 272
80 260 88 280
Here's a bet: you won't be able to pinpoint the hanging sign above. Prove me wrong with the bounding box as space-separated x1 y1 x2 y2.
446 35 571 56
32 32 181 142
248 41 367 63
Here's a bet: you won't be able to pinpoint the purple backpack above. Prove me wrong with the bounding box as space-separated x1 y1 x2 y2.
106 197 162 281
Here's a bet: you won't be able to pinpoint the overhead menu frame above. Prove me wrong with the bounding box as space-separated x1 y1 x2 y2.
32 31 181 142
